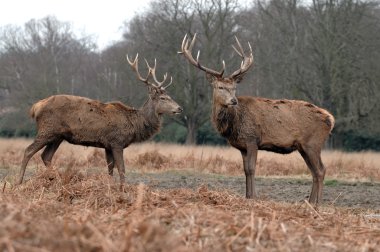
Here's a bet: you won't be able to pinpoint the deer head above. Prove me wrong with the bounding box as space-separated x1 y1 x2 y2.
179 33 253 107
127 54 182 115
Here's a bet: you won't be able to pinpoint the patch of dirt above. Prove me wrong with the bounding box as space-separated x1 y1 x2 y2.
2 168 379 209
120 171 380 209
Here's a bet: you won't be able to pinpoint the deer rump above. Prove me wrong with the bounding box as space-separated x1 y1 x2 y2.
31 95 147 148
214 96 335 154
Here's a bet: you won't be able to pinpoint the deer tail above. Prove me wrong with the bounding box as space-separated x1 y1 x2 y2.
30 98 48 119
326 112 335 134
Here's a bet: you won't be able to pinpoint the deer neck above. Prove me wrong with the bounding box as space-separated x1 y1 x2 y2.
134 98 162 142
212 100 238 139
141 98 161 118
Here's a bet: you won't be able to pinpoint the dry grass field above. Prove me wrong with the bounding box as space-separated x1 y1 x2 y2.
0 138 379 251
1 138 379 181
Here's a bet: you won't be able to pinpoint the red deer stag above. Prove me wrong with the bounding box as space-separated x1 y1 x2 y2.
17 54 182 189
179 34 334 204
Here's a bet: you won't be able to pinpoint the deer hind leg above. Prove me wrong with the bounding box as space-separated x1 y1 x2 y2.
241 143 258 199
41 139 63 168
17 137 50 185
111 148 125 191
299 146 325 205
105 149 115 176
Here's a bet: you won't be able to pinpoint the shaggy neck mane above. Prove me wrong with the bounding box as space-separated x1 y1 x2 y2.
133 98 162 142
212 102 239 139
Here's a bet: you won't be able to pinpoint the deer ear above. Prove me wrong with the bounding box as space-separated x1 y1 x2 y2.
206 73 216 83
235 77 243 83
234 74 245 84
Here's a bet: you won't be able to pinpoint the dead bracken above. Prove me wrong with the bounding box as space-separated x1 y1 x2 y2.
0 167 379 252
0 139 379 251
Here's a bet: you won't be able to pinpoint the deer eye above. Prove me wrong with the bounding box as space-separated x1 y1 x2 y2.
160 97 166 100
218 87 224 90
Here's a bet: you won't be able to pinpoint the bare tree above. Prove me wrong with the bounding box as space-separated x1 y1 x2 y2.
0 16 99 136
307 0 380 146
0 16 97 102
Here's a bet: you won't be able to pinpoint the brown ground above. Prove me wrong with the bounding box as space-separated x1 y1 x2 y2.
0 139 379 251
1 139 379 209
123 171 380 209
2 168 379 209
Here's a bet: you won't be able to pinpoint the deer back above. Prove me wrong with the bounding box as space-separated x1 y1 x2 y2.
217 96 334 151
31 95 155 148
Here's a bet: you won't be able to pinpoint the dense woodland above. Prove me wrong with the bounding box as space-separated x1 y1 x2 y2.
0 0 379 150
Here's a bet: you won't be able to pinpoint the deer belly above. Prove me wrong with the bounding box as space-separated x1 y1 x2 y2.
258 143 297 154
259 133 298 154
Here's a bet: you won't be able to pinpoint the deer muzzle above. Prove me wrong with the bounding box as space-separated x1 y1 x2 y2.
173 106 183 114
230 98 238 106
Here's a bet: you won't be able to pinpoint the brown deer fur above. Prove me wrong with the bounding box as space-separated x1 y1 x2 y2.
17 57 182 188
180 34 334 204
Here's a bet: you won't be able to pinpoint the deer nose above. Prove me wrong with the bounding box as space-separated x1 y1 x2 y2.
175 106 183 114
231 98 238 105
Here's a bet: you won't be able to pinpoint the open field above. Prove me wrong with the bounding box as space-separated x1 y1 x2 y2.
0 138 380 251
1 138 379 181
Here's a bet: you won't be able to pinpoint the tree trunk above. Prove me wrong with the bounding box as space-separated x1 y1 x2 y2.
185 119 197 145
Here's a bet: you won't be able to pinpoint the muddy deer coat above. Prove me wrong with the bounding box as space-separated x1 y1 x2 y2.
180 34 334 204
17 55 182 188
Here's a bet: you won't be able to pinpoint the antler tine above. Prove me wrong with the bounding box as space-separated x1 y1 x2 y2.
126 53 137 66
234 36 245 55
178 33 225 77
189 33 197 51
179 34 188 54
145 58 171 88
163 76 173 90
156 72 169 87
232 45 243 57
248 41 253 56
126 54 152 84
220 60 226 76
229 37 254 80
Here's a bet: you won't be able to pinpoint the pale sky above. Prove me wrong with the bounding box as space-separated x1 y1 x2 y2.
0 0 152 49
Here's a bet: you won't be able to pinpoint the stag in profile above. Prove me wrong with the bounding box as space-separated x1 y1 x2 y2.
17 54 182 189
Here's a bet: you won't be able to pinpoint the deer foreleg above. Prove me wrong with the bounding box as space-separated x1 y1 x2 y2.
18 138 49 185
241 144 258 199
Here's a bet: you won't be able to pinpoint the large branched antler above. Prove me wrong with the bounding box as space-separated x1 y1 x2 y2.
145 59 173 89
126 53 151 84
126 54 173 89
229 36 254 80
178 34 254 81
178 33 225 77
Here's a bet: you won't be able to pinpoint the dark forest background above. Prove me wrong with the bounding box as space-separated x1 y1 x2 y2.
1 0 379 151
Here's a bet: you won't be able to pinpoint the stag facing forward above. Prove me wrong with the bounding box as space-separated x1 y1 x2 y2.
17 54 182 188
179 34 334 204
